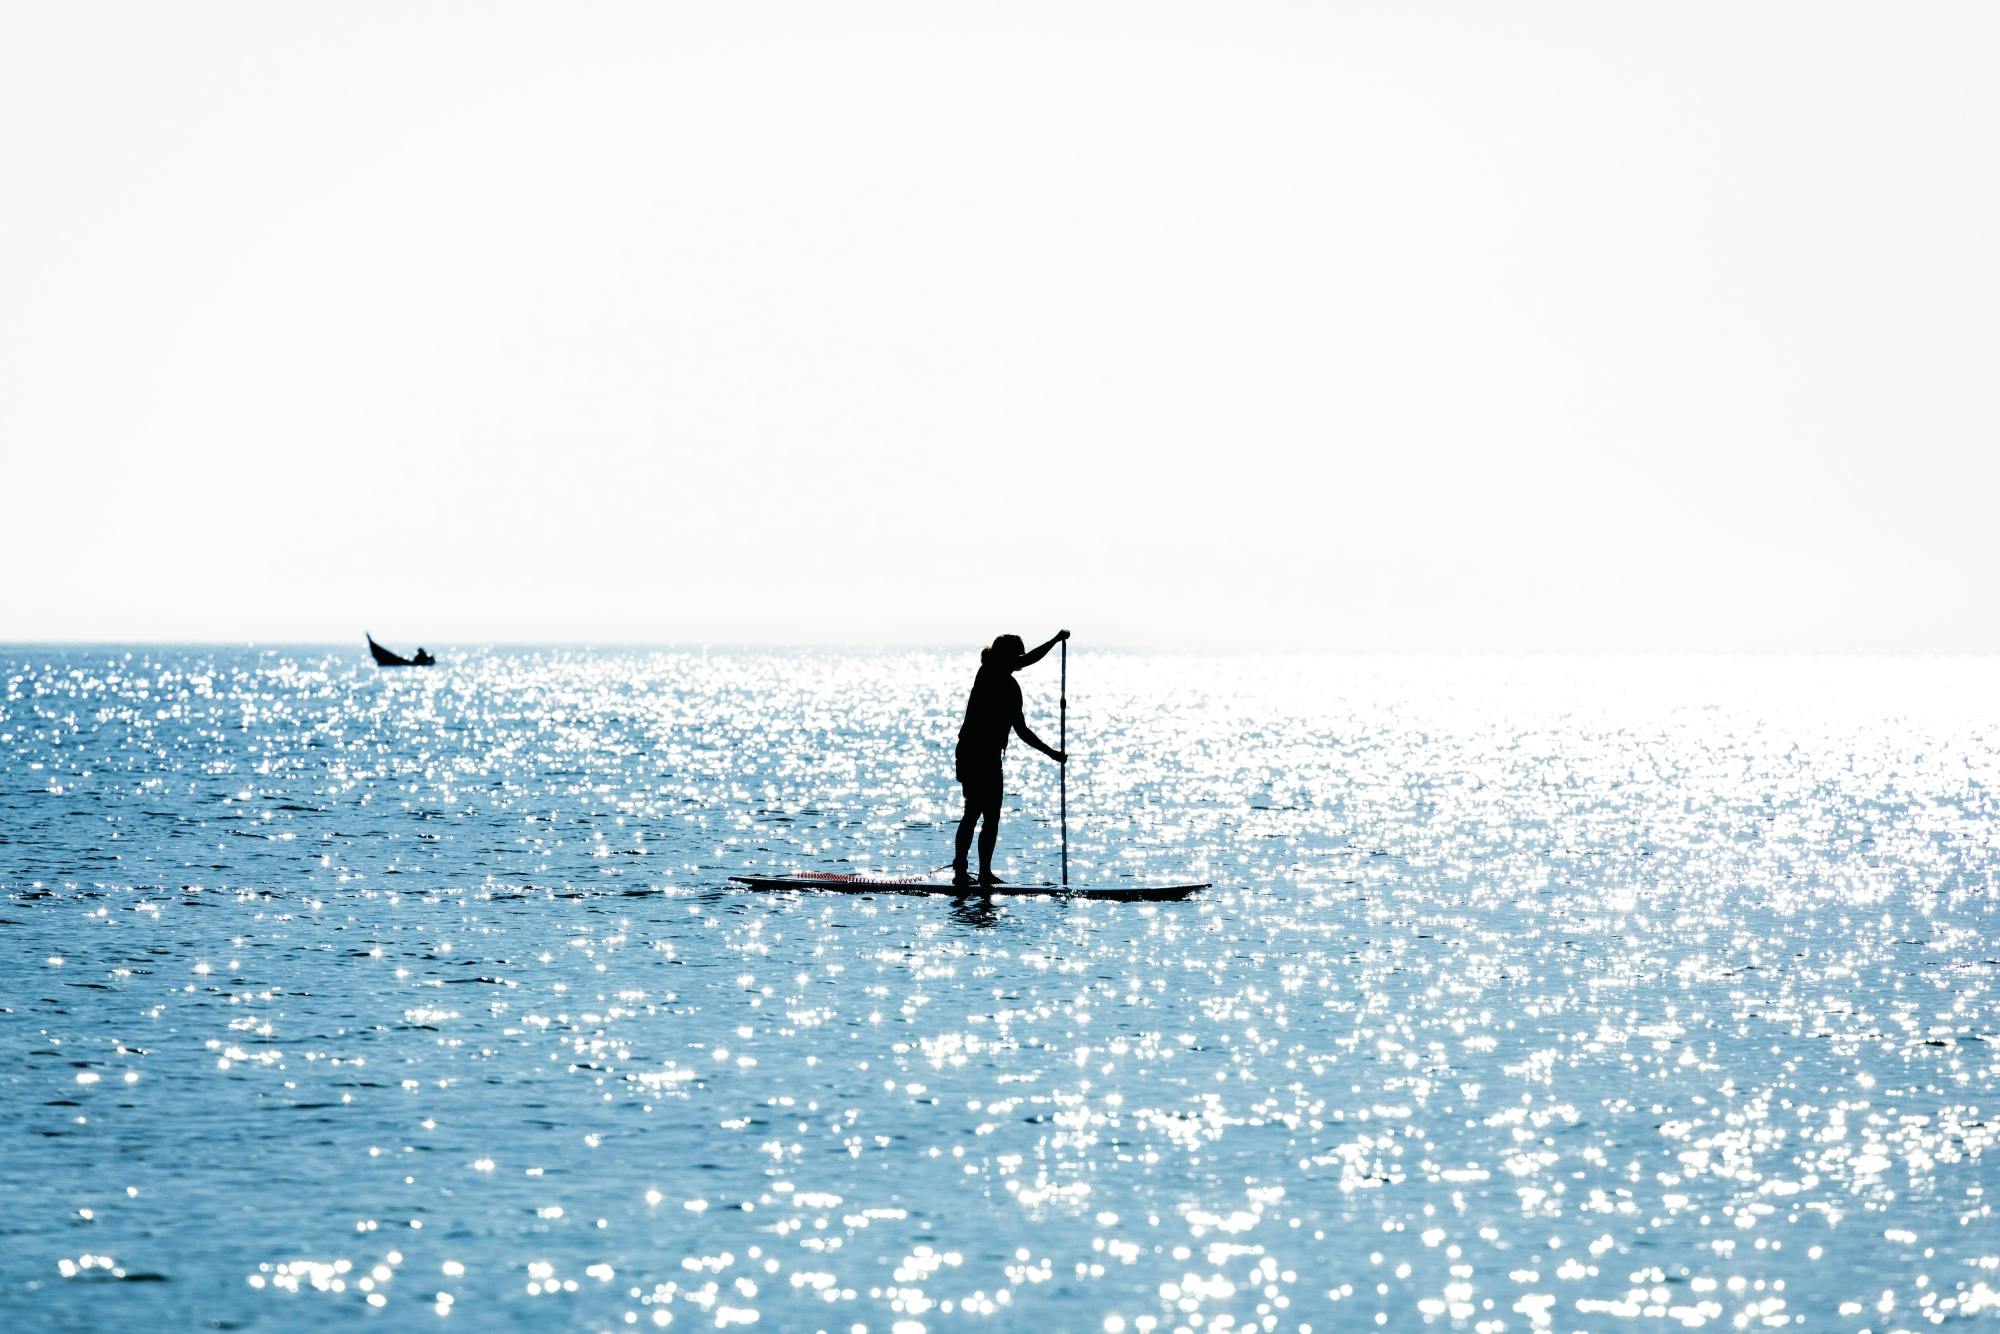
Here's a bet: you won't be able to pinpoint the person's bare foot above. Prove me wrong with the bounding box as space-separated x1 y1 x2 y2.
977 870 1005 887
951 866 975 888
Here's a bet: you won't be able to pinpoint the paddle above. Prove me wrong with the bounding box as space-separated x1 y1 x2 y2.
1060 635 1068 888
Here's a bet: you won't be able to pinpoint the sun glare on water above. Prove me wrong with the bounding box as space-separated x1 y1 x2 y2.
1 648 1995 1328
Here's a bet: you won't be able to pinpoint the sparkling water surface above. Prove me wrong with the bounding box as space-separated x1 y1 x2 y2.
2 647 1995 1331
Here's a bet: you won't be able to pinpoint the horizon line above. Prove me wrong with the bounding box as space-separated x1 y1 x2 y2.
4 639 1999 660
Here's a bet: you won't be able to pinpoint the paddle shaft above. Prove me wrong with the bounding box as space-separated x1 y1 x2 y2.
1060 637 1068 888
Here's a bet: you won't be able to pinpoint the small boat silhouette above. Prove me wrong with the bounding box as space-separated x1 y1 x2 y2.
366 634 436 668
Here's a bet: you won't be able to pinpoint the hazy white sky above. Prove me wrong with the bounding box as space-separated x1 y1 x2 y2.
4 1 1996 650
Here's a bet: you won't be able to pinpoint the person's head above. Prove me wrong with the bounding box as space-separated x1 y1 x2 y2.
981 633 1026 670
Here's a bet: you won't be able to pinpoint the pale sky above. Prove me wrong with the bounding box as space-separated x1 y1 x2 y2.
3 1 1996 650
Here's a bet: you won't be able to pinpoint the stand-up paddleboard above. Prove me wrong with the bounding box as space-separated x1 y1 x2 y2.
728 636 1207 904
729 872 1206 902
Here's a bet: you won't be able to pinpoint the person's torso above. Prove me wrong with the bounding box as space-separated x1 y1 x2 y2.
956 665 1020 754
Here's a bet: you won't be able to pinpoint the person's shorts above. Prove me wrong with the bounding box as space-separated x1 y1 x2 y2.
955 748 1003 807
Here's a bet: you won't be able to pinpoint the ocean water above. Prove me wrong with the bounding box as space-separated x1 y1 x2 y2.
1 646 1995 1333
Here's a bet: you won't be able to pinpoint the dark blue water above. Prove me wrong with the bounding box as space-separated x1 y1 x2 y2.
3 647 1995 1330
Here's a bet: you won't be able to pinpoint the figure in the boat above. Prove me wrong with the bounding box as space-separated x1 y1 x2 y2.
953 630 1067 887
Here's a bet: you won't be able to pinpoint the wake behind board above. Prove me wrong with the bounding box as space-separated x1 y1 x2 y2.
729 873 1206 902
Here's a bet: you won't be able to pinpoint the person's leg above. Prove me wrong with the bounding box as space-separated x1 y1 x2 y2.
953 786 978 879
976 788 1002 882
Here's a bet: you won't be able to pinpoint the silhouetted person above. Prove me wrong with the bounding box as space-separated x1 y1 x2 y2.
953 630 1067 887
413 647 435 666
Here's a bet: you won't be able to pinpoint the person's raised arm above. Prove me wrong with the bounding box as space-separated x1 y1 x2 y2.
1016 628 1069 671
